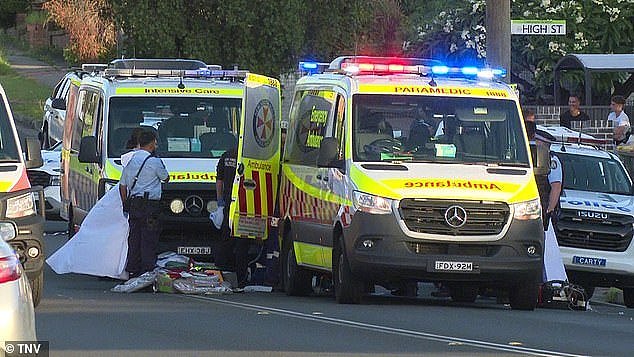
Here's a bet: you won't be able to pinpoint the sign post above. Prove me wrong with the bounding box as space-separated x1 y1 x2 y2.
511 20 566 35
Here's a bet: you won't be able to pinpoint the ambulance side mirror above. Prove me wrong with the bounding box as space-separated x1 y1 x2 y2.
317 137 344 170
78 136 99 163
24 137 43 169
530 141 550 176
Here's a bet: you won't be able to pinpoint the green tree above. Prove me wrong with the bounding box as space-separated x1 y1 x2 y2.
408 0 634 104
0 0 29 29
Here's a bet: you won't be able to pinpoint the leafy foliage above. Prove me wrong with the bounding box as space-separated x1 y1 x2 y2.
408 0 634 103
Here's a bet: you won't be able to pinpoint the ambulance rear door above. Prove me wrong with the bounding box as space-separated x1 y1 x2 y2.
230 74 281 239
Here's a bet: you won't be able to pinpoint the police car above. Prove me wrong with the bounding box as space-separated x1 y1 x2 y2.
280 57 545 310
542 126 634 307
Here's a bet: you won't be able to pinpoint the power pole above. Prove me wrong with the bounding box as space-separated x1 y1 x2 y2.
486 0 511 82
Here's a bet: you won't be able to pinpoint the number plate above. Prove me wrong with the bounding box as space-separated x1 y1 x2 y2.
434 261 473 271
177 246 212 255
572 256 606 267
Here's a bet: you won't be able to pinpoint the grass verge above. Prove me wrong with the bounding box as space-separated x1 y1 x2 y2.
0 47 52 128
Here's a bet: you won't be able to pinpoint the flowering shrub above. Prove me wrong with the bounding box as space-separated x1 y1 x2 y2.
410 0 634 102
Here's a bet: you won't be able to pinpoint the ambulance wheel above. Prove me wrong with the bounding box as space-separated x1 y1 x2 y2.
30 271 44 308
623 287 634 308
449 284 479 303
509 281 538 310
333 237 363 304
282 241 312 296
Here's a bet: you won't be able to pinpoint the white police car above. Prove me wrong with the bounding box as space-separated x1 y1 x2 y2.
543 126 634 307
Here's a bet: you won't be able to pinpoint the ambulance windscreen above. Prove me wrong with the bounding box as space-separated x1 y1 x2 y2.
352 95 529 167
108 97 241 158
0 97 20 162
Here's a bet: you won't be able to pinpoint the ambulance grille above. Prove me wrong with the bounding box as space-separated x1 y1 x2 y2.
555 209 634 252
398 199 509 236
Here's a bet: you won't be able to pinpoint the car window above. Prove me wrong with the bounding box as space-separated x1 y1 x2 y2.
556 152 632 195
0 95 21 162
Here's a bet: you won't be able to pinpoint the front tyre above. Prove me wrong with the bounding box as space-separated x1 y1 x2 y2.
282 240 312 296
30 271 44 307
333 235 363 304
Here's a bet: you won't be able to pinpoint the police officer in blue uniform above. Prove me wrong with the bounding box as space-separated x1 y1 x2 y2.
119 131 169 277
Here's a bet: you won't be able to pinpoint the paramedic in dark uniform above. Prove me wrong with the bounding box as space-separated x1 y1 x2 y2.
214 145 251 288
119 131 169 278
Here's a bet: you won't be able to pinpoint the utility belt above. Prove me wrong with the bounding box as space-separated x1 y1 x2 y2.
124 192 160 213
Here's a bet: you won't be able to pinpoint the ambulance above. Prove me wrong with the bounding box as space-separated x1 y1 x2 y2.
280 56 544 310
0 82 45 306
60 59 281 256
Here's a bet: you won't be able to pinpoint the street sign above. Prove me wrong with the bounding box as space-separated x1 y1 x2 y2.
511 20 566 35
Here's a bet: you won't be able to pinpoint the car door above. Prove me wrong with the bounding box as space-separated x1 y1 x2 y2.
280 89 337 268
229 73 281 240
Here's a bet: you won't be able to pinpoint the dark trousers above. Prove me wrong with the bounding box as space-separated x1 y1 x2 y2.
126 198 161 277
213 204 251 287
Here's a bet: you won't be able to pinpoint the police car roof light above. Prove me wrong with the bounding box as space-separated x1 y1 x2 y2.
298 61 330 74
82 64 108 73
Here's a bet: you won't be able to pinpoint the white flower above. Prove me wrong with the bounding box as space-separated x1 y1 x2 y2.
576 15 584 23
465 40 475 49
548 41 560 52
523 10 531 17
450 43 458 53
546 6 557 13
461 30 469 40
542 0 551 6
592 0 603 4
526 43 535 50
574 32 584 40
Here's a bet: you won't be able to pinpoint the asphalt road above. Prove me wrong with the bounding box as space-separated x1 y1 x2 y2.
35 220 634 357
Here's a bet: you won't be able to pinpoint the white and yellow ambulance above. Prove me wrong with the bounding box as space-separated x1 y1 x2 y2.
0 82 45 306
280 56 543 309
60 59 281 256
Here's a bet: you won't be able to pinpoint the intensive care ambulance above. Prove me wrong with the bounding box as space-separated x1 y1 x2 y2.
538 126 634 308
60 59 281 256
0 82 45 306
280 56 545 310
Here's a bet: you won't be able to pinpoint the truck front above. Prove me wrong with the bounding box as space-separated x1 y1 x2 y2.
103 76 244 259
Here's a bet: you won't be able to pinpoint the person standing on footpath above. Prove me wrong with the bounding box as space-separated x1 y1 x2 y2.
610 95 631 145
559 94 590 129
119 131 169 278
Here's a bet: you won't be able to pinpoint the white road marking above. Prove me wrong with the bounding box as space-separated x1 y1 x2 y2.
183 295 587 357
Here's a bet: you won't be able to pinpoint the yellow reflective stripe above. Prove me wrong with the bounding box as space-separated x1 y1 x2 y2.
246 73 280 89
349 164 397 198
0 181 13 192
322 246 332 269
105 160 121 180
70 78 81 86
61 148 71 161
282 166 351 205
168 172 216 183
358 84 510 98
115 88 243 96
383 178 520 193
508 175 540 204
294 241 324 267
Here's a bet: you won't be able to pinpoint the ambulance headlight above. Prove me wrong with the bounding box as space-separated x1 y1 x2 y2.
513 198 541 220
352 191 393 215
207 200 217 212
6 193 36 218
0 222 17 241
170 199 185 214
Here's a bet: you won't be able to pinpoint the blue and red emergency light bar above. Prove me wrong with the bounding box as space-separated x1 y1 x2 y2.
299 56 506 80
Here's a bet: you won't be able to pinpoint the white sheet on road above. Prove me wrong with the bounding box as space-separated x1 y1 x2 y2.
544 219 568 282
46 184 129 280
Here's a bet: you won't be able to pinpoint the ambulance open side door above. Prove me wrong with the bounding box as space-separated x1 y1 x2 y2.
229 73 281 240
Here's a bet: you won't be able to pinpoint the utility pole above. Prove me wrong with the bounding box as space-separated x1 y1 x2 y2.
486 0 511 82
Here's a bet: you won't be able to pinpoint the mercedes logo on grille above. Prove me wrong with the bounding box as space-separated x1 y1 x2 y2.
444 205 467 228
185 195 204 216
